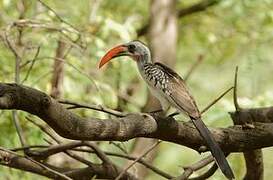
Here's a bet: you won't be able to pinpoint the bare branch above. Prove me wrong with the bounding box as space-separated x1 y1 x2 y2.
59 99 126 117
189 163 218 180
72 147 173 179
201 86 233 114
27 141 85 159
0 147 72 180
2 25 27 149
184 54 204 82
11 145 49 152
25 156 73 180
243 150 263 180
1 83 273 153
177 0 221 17
84 142 113 165
25 117 60 143
174 155 214 180
233 66 241 111
115 140 161 180
137 0 222 36
21 46 40 84
36 0 80 35
12 19 84 49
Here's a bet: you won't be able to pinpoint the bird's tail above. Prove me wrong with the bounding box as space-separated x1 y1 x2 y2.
191 117 234 180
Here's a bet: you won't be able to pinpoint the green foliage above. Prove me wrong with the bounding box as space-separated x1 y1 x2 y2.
0 0 273 179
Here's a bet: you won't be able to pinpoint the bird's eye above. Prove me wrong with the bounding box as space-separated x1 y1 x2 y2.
128 44 136 53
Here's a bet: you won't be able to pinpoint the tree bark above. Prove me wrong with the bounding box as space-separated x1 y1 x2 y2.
129 0 178 179
1 83 273 152
230 109 266 180
50 38 66 99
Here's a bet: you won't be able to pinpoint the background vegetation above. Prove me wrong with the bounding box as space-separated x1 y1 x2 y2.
0 0 272 179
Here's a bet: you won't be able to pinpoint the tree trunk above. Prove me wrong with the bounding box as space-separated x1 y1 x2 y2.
50 39 66 99
128 0 178 179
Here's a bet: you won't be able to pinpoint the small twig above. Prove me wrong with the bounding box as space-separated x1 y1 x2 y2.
11 111 26 148
201 86 234 114
3 26 21 60
184 54 204 82
44 138 98 168
30 70 52 86
27 118 101 170
12 19 84 49
3 25 26 149
72 147 173 179
59 99 126 117
27 141 85 159
0 147 72 180
85 142 112 165
34 125 99 168
10 145 49 152
233 66 241 111
25 156 73 180
21 46 40 84
36 1 85 49
189 162 218 180
18 56 100 92
174 155 214 180
109 141 128 154
43 138 54 145
115 140 161 180
37 0 80 35
53 57 100 92
64 150 95 167
25 117 60 143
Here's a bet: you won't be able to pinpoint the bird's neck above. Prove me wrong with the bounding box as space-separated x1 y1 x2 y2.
136 53 152 70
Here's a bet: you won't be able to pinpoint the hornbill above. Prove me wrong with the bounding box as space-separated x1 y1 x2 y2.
98 40 234 179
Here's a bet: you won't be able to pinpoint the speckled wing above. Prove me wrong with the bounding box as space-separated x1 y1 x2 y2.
154 62 200 119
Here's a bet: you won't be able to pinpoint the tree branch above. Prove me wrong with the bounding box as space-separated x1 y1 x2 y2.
1 83 273 153
177 0 220 17
230 67 264 180
137 0 222 36
0 147 71 179
174 155 214 180
71 147 173 179
0 145 134 180
27 141 85 159
243 150 263 180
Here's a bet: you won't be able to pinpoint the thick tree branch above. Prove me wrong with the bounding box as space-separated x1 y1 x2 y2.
177 0 220 17
137 0 221 36
243 150 263 180
1 83 273 153
230 66 264 180
0 144 136 180
0 147 72 179
76 147 173 179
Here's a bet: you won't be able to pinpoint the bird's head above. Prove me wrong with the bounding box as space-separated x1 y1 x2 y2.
99 40 151 68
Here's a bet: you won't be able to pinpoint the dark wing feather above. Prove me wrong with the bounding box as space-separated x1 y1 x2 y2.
154 62 200 118
154 62 234 179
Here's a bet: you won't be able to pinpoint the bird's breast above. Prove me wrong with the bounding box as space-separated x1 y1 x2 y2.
141 65 171 95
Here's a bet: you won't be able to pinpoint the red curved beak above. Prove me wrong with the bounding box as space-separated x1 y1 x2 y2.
99 45 128 68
